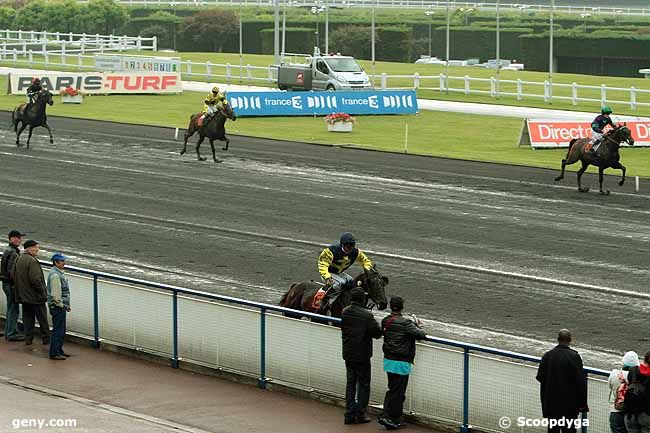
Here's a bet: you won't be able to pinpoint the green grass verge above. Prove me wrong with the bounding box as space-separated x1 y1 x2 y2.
2 75 650 178
4 51 650 117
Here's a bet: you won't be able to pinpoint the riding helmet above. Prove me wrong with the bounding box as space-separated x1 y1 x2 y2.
340 232 356 247
212 86 220 94
32 77 40 85
601 106 613 114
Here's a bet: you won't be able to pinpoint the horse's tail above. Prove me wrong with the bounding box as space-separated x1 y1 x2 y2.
279 283 298 307
564 138 578 158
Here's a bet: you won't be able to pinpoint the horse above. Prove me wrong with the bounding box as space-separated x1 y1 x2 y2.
181 103 236 163
554 124 634 195
279 267 389 319
12 89 54 148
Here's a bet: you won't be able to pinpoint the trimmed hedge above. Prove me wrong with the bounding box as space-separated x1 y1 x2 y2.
260 27 315 55
430 26 533 61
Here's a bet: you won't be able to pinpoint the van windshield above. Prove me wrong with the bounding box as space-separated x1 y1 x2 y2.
325 58 362 72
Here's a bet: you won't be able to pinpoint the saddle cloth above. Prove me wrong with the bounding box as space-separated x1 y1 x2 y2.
311 287 327 311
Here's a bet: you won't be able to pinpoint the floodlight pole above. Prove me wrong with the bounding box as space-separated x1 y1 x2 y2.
445 0 450 93
549 0 555 102
371 0 376 85
496 0 500 98
239 1 243 83
274 0 280 65
325 0 329 53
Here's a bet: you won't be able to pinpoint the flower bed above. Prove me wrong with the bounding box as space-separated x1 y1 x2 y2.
324 112 355 132
60 87 83 104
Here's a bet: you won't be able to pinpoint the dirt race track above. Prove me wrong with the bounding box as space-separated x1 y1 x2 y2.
1 112 649 368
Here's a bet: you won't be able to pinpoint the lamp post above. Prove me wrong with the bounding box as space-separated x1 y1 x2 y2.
311 6 326 52
371 0 376 85
325 0 329 53
425 10 435 58
274 0 280 65
549 0 555 102
445 0 450 93
495 0 500 98
580 13 591 32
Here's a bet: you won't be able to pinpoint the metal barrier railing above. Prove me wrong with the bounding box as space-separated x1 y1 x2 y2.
0 256 611 433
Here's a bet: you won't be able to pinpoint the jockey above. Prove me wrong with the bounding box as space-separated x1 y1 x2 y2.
317 232 373 312
26 77 42 105
591 106 615 152
200 86 227 125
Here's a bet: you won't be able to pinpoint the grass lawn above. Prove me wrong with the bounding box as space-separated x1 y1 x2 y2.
2 75 650 177
4 51 650 117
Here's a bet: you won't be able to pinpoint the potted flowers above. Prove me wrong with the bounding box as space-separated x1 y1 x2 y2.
60 86 83 104
324 112 355 132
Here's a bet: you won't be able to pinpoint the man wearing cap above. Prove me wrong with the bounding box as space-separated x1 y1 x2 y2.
1 230 26 341
13 240 50 346
47 253 70 360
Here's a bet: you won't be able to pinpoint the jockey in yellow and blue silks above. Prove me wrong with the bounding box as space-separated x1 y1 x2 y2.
591 106 615 152
317 232 373 312
200 86 227 125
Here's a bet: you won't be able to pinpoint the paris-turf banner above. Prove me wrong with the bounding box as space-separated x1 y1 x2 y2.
226 90 418 116
7 72 182 95
520 119 650 148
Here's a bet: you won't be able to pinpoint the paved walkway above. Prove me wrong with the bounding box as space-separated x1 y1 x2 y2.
3 66 648 121
0 338 436 433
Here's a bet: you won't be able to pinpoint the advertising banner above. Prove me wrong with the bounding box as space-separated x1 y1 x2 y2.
521 119 650 148
226 90 418 116
94 54 181 73
8 72 182 95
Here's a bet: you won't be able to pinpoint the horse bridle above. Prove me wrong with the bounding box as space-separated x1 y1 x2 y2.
603 127 630 146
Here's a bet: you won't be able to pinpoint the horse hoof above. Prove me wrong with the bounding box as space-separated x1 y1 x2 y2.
618 180 625 186
180 149 186 155
198 157 207 161
554 176 562 182
213 159 223 164
578 187 589 193
600 190 610 196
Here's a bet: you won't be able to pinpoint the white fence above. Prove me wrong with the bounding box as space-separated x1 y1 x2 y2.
89 0 650 16
0 263 613 433
0 29 157 55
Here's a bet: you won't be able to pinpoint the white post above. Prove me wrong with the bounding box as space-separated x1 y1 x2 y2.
174 128 179 140
381 73 387 90
81 34 86 54
41 41 46 55
630 87 637 110
12 48 16 63
273 0 280 64
153 36 157 51
413 72 420 89
17 29 22 40
495 0 500 98
246 64 253 80
21 41 26 54
68 32 73 42
543 80 550 103
490 77 496 97
268 65 274 83
206 61 212 79
78 52 83 67
464 75 470 95
136 36 142 50
404 123 408 154
635 176 639 193
325 0 329 53
516 78 522 100
371 0 376 85
445 0 450 93
28 49 33 65
44 51 49 65
1 41 6 59
440 73 445 91
601 84 607 106
549 0 555 102
226 63 232 82
572 82 578 105
187 60 192 76
61 40 66 65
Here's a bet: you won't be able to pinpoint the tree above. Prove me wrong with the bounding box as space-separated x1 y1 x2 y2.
329 25 374 60
180 9 238 52
0 7 16 29
81 0 129 35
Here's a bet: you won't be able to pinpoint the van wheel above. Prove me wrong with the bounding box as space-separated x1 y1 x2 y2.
326 85 336 91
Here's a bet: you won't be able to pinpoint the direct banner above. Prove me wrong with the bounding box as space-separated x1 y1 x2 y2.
521 119 650 148
226 90 418 116
8 72 182 95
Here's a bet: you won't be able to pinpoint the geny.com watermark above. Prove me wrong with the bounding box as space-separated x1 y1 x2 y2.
498 416 589 430
12 419 77 430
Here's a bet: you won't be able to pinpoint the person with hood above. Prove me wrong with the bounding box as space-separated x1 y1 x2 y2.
624 350 650 433
536 329 588 433
609 351 640 433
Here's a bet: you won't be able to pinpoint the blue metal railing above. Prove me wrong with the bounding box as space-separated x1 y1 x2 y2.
2 256 610 432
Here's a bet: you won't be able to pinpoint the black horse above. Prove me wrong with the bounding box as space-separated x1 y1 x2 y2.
554 125 634 195
181 103 236 163
12 90 54 148
279 267 389 319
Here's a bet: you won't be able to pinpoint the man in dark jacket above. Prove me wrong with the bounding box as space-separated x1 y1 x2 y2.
378 296 426 430
536 329 588 433
341 287 382 425
1 230 26 341
13 240 50 345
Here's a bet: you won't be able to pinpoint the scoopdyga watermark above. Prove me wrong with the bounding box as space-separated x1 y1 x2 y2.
498 416 589 430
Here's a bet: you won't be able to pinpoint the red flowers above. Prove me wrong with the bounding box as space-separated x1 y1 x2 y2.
60 86 80 97
324 112 356 125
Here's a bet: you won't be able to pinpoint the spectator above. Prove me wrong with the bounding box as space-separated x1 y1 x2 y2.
624 350 650 433
1 230 25 341
609 351 640 433
12 240 50 346
341 287 382 425
47 253 70 361
536 329 588 433
378 296 426 430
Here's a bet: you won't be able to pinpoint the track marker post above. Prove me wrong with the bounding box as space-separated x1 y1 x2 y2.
635 176 639 193
404 123 409 154
174 128 179 141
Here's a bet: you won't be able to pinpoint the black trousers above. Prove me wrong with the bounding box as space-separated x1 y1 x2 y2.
383 372 410 423
345 360 372 419
22 303 50 340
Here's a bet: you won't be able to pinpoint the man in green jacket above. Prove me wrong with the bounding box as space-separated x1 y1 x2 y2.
13 240 50 346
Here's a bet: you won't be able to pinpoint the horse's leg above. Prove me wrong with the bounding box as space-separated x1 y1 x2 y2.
612 161 626 187
576 161 590 193
16 123 27 146
554 158 568 182
181 121 196 155
195 135 207 161
209 138 220 163
44 123 54 144
26 126 34 149
598 166 610 195
222 135 229 151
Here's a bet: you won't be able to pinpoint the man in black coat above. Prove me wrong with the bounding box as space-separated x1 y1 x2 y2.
536 329 589 433
341 287 382 425
1 230 26 341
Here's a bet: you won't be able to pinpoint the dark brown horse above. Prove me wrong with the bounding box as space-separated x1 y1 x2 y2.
279 267 389 319
554 125 634 195
12 89 54 148
181 103 236 163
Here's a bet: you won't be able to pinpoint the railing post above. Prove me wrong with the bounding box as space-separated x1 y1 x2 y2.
172 290 179 369
78 53 82 67
490 77 496 98
380 72 387 90
44 51 48 65
186 60 192 76
572 82 578 105
543 80 550 103
413 72 420 89
92 275 100 349
630 87 637 110
581 376 588 433
258 307 267 389
246 64 253 81
68 31 73 42
267 65 274 83
226 63 232 82
12 48 16 63
61 41 66 65
439 73 445 91
460 347 470 433
152 36 157 51
516 78 522 100
206 61 212 80
28 49 33 65
81 33 86 54
464 75 470 95
136 35 142 51
601 84 607 106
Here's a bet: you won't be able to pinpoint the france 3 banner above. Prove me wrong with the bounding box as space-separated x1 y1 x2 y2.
521 119 650 148
226 90 418 116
